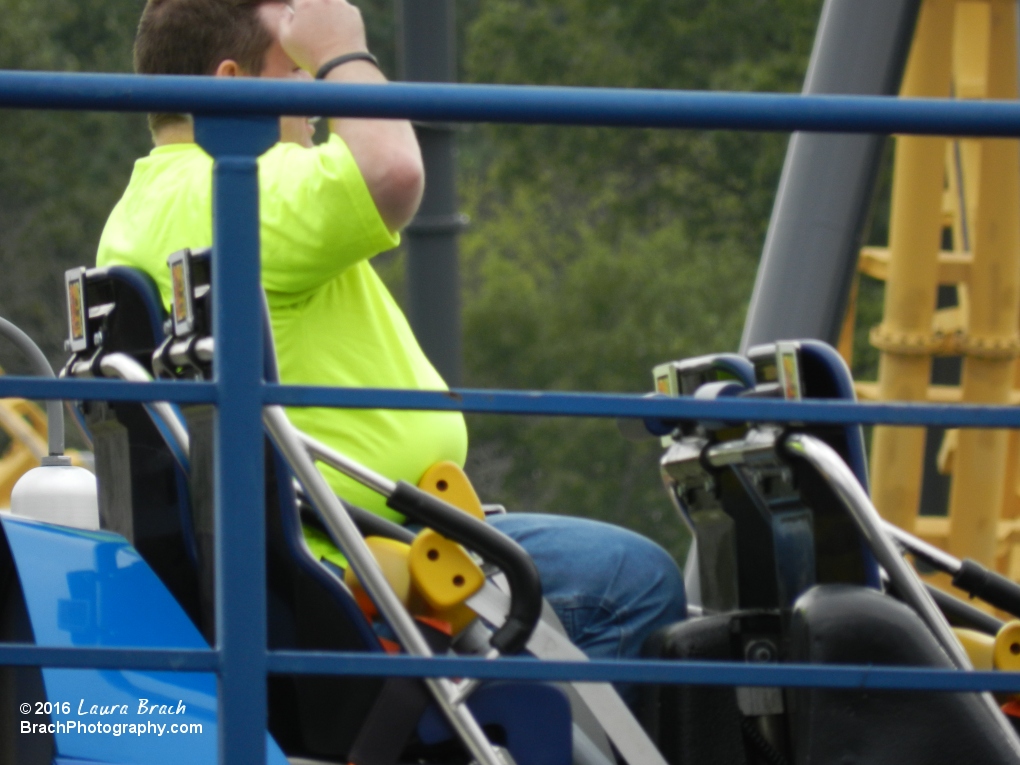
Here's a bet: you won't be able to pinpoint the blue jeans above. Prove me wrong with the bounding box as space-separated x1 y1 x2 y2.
488 513 686 662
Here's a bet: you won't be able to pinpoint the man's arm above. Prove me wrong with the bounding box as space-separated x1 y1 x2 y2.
280 0 424 233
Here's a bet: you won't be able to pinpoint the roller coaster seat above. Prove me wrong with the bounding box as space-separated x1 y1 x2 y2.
640 339 1020 765
60 265 200 626
60 253 574 765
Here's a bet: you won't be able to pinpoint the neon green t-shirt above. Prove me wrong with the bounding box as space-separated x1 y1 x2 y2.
97 135 468 562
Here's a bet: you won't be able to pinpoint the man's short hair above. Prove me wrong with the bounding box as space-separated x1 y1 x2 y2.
135 0 277 133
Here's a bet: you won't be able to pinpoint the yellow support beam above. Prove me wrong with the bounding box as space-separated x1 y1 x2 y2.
858 246 972 284
856 382 1020 405
946 0 1020 566
0 398 48 508
869 0 955 532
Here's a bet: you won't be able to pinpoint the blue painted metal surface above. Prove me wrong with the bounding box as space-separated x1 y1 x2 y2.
7 372 1020 428
5 642 1020 694
5 71 1020 137
796 340 872 488
263 651 1020 694
0 376 216 403
194 114 278 765
5 374 1020 428
0 644 216 671
264 384 1020 429
795 339 882 589
0 515 287 764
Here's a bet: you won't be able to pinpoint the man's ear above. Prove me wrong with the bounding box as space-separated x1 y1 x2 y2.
214 60 243 77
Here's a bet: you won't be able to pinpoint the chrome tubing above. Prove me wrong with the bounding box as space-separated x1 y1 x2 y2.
165 337 214 368
784 433 1020 755
704 430 779 468
0 316 64 456
194 337 213 362
297 429 396 497
98 353 191 461
783 433 970 668
882 520 962 575
262 405 509 765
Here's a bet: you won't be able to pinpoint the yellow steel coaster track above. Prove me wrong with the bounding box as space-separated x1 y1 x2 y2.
844 0 1020 586
0 369 88 508
0 393 48 508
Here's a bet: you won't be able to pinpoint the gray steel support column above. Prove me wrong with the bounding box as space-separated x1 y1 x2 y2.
398 0 465 386
740 0 922 351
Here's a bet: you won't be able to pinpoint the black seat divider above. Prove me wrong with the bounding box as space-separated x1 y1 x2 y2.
63 266 201 629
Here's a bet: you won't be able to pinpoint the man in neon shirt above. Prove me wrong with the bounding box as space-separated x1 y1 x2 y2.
98 0 684 665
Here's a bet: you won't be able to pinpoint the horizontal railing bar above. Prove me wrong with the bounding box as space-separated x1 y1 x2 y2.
4 375 1019 428
0 376 216 404
4 643 1018 692
4 71 1020 137
267 652 1020 693
0 644 218 671
266 385 1020 429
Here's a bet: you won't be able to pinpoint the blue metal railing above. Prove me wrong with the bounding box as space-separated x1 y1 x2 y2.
9 70 1020 134
3 70 1020 763
8 374 1020 427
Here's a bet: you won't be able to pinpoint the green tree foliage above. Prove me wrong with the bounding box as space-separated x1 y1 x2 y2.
460 0 822 245
0 0 149 372
454 0 824 556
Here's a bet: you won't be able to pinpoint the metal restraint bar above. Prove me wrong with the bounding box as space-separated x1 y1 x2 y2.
96 353 191 467
783 433 1020 755
0 316 64 456
264 405 509 765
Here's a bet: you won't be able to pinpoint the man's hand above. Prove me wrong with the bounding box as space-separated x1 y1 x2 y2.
279 0 369 74
275 0 423 233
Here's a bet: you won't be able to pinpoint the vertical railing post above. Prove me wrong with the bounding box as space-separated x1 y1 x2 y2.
194 114 279 765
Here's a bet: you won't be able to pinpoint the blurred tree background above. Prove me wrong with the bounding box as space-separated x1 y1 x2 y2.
0 0 150 372
452 0 827 560
0 0 852 561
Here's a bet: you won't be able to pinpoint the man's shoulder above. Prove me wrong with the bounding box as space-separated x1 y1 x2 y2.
97 144 215 292
125 144 214 197
142 142 212 167
117 144 213 213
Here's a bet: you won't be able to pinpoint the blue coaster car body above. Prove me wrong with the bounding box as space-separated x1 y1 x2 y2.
2 514 289 765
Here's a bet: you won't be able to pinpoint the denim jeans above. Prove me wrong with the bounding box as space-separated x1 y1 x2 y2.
488 513 686 662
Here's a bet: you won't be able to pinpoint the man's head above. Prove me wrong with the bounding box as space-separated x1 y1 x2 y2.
136 0 308 140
